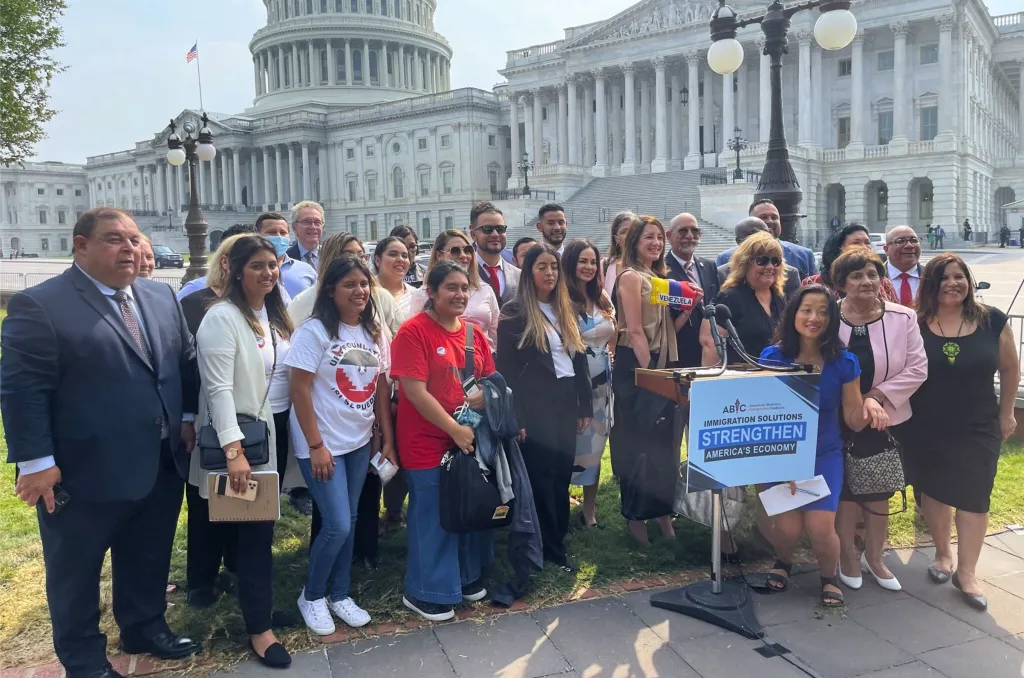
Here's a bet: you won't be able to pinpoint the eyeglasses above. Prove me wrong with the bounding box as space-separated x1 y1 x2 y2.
297 219 324 228
446 246 475 257
677 227 701 235
890 237 920 246
477 225 507 235
754 255 782 267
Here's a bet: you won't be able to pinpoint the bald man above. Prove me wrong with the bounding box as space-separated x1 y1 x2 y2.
884 225 923 306
666 213 720 367
716 217 801 299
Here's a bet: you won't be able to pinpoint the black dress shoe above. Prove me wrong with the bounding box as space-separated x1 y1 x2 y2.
359 556 378 570
187 587 218 609
288 490 313 516
120 631 201 659
78 663 125 678
249 640 291 668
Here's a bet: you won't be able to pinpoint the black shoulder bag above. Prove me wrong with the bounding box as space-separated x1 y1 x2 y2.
198 327 276 471
439 322 513 533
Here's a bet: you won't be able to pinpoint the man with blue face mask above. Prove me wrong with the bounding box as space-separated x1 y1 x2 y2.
258 212 316 298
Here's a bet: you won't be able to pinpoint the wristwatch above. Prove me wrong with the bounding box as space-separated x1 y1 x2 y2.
225 447 242 460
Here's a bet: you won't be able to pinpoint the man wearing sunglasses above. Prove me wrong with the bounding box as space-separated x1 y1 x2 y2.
285 201 325 272
884 225 923 306
666 213 719 368
715 199 818 281
716 217 801 299
469 201 520 306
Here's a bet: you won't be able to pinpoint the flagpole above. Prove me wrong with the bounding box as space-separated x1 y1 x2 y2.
195 39 204 111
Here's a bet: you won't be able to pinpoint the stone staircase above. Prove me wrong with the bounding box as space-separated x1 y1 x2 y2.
560 170 735 257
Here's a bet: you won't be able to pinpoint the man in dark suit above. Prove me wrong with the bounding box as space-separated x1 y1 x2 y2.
469 200 521 307
665 213 720 368
1 208 200 678
285 200 324 270
717 217 801 299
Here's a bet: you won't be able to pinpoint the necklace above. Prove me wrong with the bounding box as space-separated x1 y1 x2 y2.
839 299 880 337
935 315 966 365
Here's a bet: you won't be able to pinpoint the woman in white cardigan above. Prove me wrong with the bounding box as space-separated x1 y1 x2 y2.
191 234 295 668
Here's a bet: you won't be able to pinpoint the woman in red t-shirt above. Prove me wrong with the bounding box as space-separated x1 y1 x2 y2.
390 261 495 622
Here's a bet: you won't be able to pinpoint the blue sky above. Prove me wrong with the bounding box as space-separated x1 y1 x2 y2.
28 0 1020 164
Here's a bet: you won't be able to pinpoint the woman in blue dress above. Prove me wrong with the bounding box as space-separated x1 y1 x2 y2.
759 285 889 607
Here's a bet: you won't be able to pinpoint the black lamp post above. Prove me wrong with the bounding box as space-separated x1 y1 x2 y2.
517 150 535 198
707 0 857 243
166 113 216 283
727 126 747 180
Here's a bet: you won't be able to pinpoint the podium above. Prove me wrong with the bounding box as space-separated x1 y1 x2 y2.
635 366 821 640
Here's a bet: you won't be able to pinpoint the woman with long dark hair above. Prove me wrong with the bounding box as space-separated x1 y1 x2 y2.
373 235 416 321
390 261 495 621
286 254 394 635
562 239 616 528
901 253 1019 610
390 224 426 283
759 285 887 607
497 244 592 570
603 212 638 297
191 234 294 667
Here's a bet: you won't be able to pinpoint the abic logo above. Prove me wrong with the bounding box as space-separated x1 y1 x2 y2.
722 399 747 414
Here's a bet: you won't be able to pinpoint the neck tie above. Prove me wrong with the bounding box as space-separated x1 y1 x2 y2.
684 260 697 286
897 272 913 306
114 290 152 366
483 263 501 298
303 250 315 266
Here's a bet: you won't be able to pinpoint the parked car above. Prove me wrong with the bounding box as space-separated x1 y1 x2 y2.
153 245 184 269
869 232 887 259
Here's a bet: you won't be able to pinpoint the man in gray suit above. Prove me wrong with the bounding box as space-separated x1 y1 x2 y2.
717 217 801 299
470 200 521 307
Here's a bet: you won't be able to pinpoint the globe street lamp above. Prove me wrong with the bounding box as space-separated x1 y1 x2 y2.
727 126 748 181
707 0 857 243
517 151 535 198
166 113 216 282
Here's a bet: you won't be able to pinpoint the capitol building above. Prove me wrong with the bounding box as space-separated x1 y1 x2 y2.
2 0 1023 256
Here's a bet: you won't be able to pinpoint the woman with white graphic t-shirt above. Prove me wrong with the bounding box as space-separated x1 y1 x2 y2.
286 254 396 637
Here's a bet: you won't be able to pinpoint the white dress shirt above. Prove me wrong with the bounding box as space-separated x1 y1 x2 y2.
670 251 700 286
477 253 506 296
887 262 920 300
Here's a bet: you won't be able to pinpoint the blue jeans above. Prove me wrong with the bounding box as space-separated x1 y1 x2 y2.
404 466 494 605
297 443 371 601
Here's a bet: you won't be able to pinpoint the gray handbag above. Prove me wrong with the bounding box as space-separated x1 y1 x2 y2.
843 430 907 515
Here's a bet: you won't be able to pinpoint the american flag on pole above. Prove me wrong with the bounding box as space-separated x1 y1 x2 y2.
186 43 198 63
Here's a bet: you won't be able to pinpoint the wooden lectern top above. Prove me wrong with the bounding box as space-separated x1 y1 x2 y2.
635 365 802 404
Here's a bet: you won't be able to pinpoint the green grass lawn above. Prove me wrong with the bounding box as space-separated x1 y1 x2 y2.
1 390 1022 669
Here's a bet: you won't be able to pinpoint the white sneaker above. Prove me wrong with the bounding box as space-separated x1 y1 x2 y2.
328 596 371 628
297 589 336 636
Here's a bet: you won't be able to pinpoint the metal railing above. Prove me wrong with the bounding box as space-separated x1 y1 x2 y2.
700 169 761 185
491 189 557 202
1 272 183 295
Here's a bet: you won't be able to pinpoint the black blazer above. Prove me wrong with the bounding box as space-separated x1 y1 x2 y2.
666 254 720 368
0 265 196 501
180 287 218 417
495 301 593 425
717 262 801 299
285 242 302 262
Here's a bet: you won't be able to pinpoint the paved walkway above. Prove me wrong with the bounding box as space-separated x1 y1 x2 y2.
214 533 1024 678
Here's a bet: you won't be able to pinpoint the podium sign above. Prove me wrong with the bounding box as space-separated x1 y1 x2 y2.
686 371 821 491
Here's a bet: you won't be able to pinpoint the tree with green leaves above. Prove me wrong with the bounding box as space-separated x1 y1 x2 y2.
0 0 68 167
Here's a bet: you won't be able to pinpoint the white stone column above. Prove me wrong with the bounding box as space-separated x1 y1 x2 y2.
810 44 822 146
758 37 770 142
146 166 156 211
301 142 311 199
557 83 568 164
345 39 353 86
509 93 521 178
1018 58 1024 155
685 52 701 169
567 76 580 165
612 82 623 167
849 31 865 150
287 144 297 203
326 39 336 85
593 68 609 176
652 57 669 173
249 151 258 207
890 21 909 147
640 76 651 167
176 164 185 210
155 163 166 213
532 88 544 164
260 51 268 92
622 63 637 175
263 148 273 208
209 157 219 205
276 47 285 90
721 71 735 162
291 42 299 88
317 144 329 203
397 45 405 88
275 146 285 206
670 72 682 169
221 151 230 204
233 150 243 207
736 60 748 140
523 93 534 165
702 64 715 165
935 16 954 137
798 31 812 146
254 55 262 95
584 79 596 167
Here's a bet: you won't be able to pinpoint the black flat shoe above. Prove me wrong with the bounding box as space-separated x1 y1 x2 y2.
186 587 218 609
81 663 125 678
928 565 952 584
249 639 291 668
119 631 200 659
952 571 988 611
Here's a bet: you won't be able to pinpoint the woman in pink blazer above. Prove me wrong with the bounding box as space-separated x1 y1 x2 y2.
831 248 927 594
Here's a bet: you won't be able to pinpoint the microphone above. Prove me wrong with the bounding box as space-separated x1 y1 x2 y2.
703 303 727 370
714 304 746 357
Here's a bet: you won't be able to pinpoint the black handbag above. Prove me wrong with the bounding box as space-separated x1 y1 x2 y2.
438 323 512 533
843 428 907 516
198 329 276 471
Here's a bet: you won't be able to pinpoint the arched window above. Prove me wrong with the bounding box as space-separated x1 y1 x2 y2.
369 50 378 83
381 0 388 15
337 51 347 82
415 3 420 25
393 167 404 199
405 0 411 20
353 50 362 82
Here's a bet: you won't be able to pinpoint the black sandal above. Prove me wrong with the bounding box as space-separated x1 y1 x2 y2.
766 560 792 592
820 576 845 607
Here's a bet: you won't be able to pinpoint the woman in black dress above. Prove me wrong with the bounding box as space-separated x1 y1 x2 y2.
903 253 1019 611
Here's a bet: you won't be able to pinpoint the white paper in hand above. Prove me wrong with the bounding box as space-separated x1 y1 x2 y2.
758 475 831 516
371 452 398 486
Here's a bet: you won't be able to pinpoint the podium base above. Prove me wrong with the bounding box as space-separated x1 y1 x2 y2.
649 579 763 640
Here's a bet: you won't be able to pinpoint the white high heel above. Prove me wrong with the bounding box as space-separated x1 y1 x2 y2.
862 553 902 591
838 567 863 590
